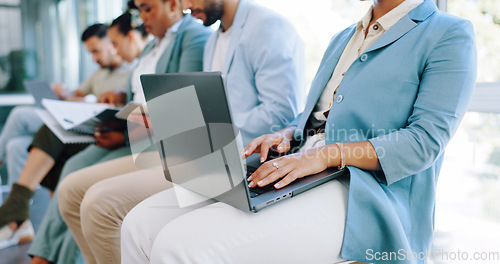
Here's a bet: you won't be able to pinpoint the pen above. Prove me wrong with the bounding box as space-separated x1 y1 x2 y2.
63 118 74 124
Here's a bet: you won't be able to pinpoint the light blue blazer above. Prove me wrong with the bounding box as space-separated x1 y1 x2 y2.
292 0 476 262
203 0 306 145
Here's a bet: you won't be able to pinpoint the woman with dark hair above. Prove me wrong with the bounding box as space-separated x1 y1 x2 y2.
107 10 149 63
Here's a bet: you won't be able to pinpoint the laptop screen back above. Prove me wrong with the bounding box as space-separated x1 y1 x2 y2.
140 72 251 211
24 80 59 108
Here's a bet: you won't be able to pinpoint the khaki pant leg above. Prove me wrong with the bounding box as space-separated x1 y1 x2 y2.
58 155 140 264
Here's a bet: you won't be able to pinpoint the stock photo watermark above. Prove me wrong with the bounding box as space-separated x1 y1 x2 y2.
271 124 402 142
365 248 500 262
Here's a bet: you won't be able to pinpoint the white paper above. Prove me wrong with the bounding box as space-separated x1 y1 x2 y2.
115 101 143 120
36 109 95 144
41 99 110 130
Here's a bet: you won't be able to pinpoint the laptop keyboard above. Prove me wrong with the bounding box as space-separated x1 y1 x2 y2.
246 169 277 198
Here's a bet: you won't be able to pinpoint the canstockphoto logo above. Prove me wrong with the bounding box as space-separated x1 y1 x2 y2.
365 249 430 262
366 248 500 262
129 85 245 205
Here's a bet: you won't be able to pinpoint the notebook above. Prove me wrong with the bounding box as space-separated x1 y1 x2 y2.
37 99 124 144
41 99 122 134
36 109 95 144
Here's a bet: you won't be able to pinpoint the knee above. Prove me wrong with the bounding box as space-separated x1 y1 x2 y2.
10 106 36 121
10 105 30 117
58 172 83 219
80 184 106 219
5 138 29 157
79 182 121 229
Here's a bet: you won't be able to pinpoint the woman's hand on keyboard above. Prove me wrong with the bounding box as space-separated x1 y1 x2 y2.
247 146 333 189
241 126 296 163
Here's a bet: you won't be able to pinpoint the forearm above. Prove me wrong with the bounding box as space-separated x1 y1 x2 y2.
71 89 87 98
321 141 381 171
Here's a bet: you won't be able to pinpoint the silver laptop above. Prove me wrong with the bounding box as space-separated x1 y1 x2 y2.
24 80 59 108
140 72 346 212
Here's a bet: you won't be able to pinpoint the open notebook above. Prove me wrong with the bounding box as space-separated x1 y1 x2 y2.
37 99 122 144
36 109 95 144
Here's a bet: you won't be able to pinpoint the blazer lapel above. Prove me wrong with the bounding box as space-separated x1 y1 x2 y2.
155 34 176 73
155 16 194 73
140 40 156 60
364 17 417 53
221 0 251 76
365 0 436 53
296 26 356 135
296 0 437 139
307 29 354 109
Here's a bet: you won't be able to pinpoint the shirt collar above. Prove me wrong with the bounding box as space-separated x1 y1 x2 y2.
357 0 424 32
378 0 424 30
169 16 184 33
218 25 233 35
154 16 185 46
357 6 373 32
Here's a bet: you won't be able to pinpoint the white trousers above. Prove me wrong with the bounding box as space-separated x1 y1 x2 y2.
121 179 349 264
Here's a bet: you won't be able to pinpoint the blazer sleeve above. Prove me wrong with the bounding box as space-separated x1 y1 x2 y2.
241 17 306 138
368 19 477 185
177 25 211 73
288 113 302 128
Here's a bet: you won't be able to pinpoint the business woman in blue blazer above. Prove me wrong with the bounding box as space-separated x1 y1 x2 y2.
242 0 476 263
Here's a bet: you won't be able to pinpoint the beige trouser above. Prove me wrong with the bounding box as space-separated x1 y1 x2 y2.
57 154 172 264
